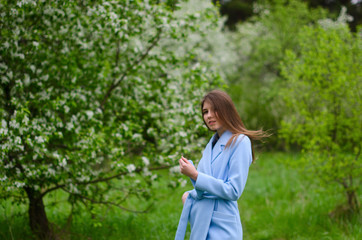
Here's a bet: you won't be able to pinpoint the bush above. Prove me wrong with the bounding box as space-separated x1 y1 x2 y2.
226 0 327 149
280 21 361 213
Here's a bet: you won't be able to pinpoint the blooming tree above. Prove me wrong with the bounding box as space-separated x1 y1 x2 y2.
0 0 223 238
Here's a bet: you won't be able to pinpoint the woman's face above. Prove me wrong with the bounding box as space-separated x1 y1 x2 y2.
202 100 224 133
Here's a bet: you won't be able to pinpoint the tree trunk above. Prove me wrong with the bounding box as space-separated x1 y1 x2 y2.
347 189 360 213
25 187 54 240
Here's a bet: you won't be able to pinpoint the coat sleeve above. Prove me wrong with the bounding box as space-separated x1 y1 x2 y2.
194 135 252 201
188 160 196 187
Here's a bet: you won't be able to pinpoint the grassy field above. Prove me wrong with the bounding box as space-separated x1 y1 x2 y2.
1 152 361 239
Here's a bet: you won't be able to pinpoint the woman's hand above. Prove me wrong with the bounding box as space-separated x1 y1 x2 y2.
179 156 198 181
182 191 189 205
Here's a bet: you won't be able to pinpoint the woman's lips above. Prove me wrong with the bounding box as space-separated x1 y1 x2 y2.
209 121 216 125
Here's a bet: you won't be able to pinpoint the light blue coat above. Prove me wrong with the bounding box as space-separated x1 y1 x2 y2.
175 130 252 240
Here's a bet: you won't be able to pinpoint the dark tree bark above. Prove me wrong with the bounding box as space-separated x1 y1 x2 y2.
24 187 55 240
346 189 360 213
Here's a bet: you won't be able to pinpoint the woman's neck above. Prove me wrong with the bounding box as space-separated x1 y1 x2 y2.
217 128 226 137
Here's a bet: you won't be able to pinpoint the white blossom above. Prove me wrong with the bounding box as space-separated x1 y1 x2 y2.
14 136 22 145
179 179 187 187
46 168 55 176
24 74 30 86
40 74 49 81
22 115 29 125
132 133 142 141
53 152 60 159
66 122 74 131
14 181 25 188
85 110 94 119
59 158 67 167
9 119 19 129
69 183 79 194
64 105 70 113
3 41 9 49
143 167 151 176
169 165 180 174
35 136 45 144
76 175 90 182
0 176 7 181
126 164 136 173
7 70 13 79
3 119 10 129
142 156 150 166
179 131 187 137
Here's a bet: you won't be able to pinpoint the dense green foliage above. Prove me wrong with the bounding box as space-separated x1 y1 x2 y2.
226 0 327 148
280 22 361 212
220 0 361 214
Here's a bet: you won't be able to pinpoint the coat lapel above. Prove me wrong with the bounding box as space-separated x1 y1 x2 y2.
211 130 232 164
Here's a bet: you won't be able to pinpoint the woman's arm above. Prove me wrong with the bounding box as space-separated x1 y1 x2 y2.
195 136 252 201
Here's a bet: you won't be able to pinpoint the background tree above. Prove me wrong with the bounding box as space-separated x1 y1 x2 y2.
214 0 361 31
223 0 327 149
303 0 361 31
280 21 361 213
0 0 223 238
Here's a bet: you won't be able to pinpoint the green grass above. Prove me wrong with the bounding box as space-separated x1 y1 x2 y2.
240 152 361 240
1 152 361 239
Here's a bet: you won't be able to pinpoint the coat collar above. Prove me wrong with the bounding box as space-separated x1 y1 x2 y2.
211 130 232 162
212 130 232 148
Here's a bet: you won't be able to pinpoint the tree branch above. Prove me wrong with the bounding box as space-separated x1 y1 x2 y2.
100 28 163 110
61 187 153 214
40 184 66 198
78 164 171 185
335 178 349 189
115 38 121 67
40 164 171 198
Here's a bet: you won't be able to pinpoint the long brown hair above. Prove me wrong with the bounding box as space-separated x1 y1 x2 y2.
201 90 269 162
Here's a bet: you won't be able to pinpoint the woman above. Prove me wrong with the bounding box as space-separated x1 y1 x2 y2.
175 90 268 240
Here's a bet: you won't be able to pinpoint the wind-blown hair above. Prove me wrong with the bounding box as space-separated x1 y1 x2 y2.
201 90 269 162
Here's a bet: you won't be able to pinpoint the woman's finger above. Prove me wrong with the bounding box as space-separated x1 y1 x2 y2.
181 156 189 163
